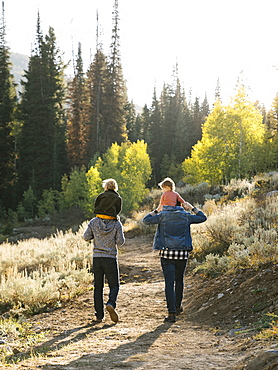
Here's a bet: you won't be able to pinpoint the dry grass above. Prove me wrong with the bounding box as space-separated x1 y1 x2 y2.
193 195 278 276
0 224 92 314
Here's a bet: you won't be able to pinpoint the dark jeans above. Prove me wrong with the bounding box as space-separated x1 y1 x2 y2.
160 257 188 314
92 257 119 320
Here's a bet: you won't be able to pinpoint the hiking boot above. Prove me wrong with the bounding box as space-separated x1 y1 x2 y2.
176 306 183 315
164 314 176 323
106 304 119 323
92 318 102 324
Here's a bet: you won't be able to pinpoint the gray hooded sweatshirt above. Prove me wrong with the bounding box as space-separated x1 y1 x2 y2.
83 217 125 258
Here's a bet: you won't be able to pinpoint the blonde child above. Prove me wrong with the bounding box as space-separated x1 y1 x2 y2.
94 179 122 219
155 177 186 213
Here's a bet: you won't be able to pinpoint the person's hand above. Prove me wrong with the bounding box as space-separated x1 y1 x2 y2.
183 202 194 210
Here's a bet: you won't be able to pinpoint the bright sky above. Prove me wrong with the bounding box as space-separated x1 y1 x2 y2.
4 0 278 108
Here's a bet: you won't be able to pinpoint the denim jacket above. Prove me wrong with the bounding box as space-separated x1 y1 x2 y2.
143 206 207 251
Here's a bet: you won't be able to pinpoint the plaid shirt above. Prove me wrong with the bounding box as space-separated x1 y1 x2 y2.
159 249 189 260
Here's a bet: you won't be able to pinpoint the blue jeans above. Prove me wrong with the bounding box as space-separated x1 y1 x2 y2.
92 257 119 320
160 257 188 314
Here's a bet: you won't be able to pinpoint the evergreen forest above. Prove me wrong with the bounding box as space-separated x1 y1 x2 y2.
1 0 278 222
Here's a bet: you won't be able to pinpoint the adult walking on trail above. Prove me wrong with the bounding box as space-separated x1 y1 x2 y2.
83 179 125 324
143 201 207 323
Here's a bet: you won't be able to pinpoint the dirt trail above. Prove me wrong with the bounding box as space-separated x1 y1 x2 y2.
3 237 278 369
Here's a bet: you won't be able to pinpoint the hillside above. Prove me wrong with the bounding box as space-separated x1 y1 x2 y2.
2 235 277 370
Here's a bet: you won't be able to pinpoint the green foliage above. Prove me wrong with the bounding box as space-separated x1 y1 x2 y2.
120 140 152 213
160 154 183 183
22 186 37 219
146 76 209 185
0 8 17 210
16 202 26 222
0 209 18 237
255 313 278 340
182 86 268 185
125 100 137 142
37 189 60 218
0 317 45 363
17 20 67 197
85 167 102 216
60 167 89 210
266 93 278 170
67 42 88 168
96 142 124 181
91 0 128 154
0 139 151 221
93 140 152 214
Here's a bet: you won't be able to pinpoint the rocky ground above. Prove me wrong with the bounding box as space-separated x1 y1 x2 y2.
1 235 278 369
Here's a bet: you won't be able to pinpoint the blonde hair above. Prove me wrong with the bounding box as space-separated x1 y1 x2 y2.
158 177 175 191
102 178 118 191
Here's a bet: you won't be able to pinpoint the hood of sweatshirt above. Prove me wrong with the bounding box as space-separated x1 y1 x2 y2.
95 217 118 235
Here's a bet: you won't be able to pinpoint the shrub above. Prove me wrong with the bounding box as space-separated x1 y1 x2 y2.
269 172 278 189
192 188 278 275
192 201 246 260
221 179 253 202
0 317 45 363
60 167 89 211
194 253 230 277
177 182 211 205
0 225 93 313
37 189 60 218
124 210 157 237
22 187 37 219
256 313 278 340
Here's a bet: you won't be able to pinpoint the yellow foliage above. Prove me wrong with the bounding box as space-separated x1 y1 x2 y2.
182 86 266 184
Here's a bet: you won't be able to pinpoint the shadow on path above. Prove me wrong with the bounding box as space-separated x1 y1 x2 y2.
6 321 115 364
41 322 174 369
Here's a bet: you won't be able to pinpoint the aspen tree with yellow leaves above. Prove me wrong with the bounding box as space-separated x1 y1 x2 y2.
182 85 267 184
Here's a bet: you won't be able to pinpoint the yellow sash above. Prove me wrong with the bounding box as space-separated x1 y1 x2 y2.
96 214 116 220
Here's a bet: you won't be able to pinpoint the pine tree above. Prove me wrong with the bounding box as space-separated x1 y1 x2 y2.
45 26 68 188
201 94 210 120
174 89 192 161
149 89 163 184
18 15 67 198
67 43 88 168
147 64 211 184
0 1 17 209
152 69 193 182
262 93 278 170
214 78 221 103
83 3 129 161
102 0 127 148
191 97 202 145
125 100 137 141
267 93 278 136
86 48 109 157
141 105 151 142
